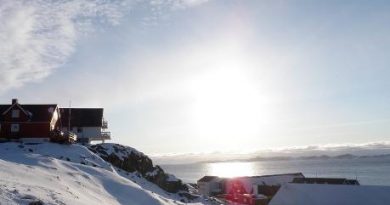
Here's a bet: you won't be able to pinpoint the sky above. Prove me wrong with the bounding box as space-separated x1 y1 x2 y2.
1 0 390 156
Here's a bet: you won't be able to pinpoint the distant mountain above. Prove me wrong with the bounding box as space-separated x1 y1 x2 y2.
199 153 390 164
334 154 357 159
358 153 390 159
298 155 332 160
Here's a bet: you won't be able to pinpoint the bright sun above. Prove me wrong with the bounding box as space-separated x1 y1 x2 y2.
189 59 271 150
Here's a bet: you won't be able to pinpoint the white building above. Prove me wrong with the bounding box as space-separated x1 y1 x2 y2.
60 108 111 144
197 176 224 196
225 173 305 195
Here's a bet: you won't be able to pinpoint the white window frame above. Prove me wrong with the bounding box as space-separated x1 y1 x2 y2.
12 110 20 118
11 124 19 132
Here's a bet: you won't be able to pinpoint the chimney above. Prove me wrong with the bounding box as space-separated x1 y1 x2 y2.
12 98 18 104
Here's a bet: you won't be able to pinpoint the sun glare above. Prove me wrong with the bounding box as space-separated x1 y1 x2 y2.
189 57 272 150
208 162 256 178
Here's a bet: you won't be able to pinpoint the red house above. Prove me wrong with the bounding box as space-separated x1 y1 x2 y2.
0 99 61 140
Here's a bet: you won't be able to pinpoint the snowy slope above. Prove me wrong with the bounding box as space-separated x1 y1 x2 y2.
89 143 190 194
0 142 212 205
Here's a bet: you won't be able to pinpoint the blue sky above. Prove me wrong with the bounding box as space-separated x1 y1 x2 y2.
1 0 390 155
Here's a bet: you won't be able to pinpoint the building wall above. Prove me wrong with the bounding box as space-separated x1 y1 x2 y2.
0 122 51 138
61 126 103 143
50 108 60 130
0 106 55 139
68 126 101 139
2 107 30 122
80 127 101 138
198 181 223 196
225 178 253 195
198 182 211 196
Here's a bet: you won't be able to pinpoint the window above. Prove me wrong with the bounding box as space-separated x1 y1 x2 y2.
12 110 20 118
11 124 19 132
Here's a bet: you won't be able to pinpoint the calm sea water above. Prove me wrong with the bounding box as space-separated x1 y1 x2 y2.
161 157 390 185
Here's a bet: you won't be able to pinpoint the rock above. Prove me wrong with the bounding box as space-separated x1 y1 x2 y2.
89 143 188 193
28 200 44 205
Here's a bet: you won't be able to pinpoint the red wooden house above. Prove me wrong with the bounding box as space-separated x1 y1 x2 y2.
0 99 61 140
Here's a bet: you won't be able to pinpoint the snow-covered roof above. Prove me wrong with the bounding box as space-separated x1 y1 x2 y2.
249 173 304 186
269 183 390 205
198 176 220 183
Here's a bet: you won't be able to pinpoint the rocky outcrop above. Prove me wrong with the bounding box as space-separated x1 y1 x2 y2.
89 143 188 193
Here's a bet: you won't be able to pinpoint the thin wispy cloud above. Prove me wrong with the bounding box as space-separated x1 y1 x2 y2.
0 0 126 92
0 0 209 93
1 0 389 155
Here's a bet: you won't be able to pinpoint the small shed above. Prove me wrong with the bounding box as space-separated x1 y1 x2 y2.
197 176 224 196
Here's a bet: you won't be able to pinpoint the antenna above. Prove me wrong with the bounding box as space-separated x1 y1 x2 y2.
68 101 72 131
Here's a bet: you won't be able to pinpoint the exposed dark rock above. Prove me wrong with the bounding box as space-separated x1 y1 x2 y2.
89 143 188 194
28 200 44 205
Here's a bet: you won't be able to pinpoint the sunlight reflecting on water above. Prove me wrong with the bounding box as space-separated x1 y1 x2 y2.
207 162 256 178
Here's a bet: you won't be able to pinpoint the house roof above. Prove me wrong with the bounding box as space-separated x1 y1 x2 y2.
292 177 360 185
198 176 220 183
247 172 304 179
0 104 58 122
269 183 390 205
233 173 305 186
60 108 103 127
224 173 305 194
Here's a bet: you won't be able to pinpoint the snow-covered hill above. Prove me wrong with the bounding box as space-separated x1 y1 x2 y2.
0 142 214 205
89 143 189 194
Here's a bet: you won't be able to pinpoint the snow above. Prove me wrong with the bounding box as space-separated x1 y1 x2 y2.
249 173 303 186
97 143 145 160
114 168 211 204
0 142 213 205
166 174 180 182
146 169 160 177
269 183 390 205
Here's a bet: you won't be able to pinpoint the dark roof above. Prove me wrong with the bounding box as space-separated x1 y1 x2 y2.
60 108 103 127
345 179 360 185
244 173 305 179
198 176 220 182
292 177 360 185
197 173 304 183
0 104 57 122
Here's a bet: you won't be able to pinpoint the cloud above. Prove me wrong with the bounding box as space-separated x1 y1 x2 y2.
0 0 209 93
0 0 126 92
151 141 390 164
267 141 390 156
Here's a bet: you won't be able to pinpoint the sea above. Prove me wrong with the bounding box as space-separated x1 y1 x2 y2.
161 157 390 185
